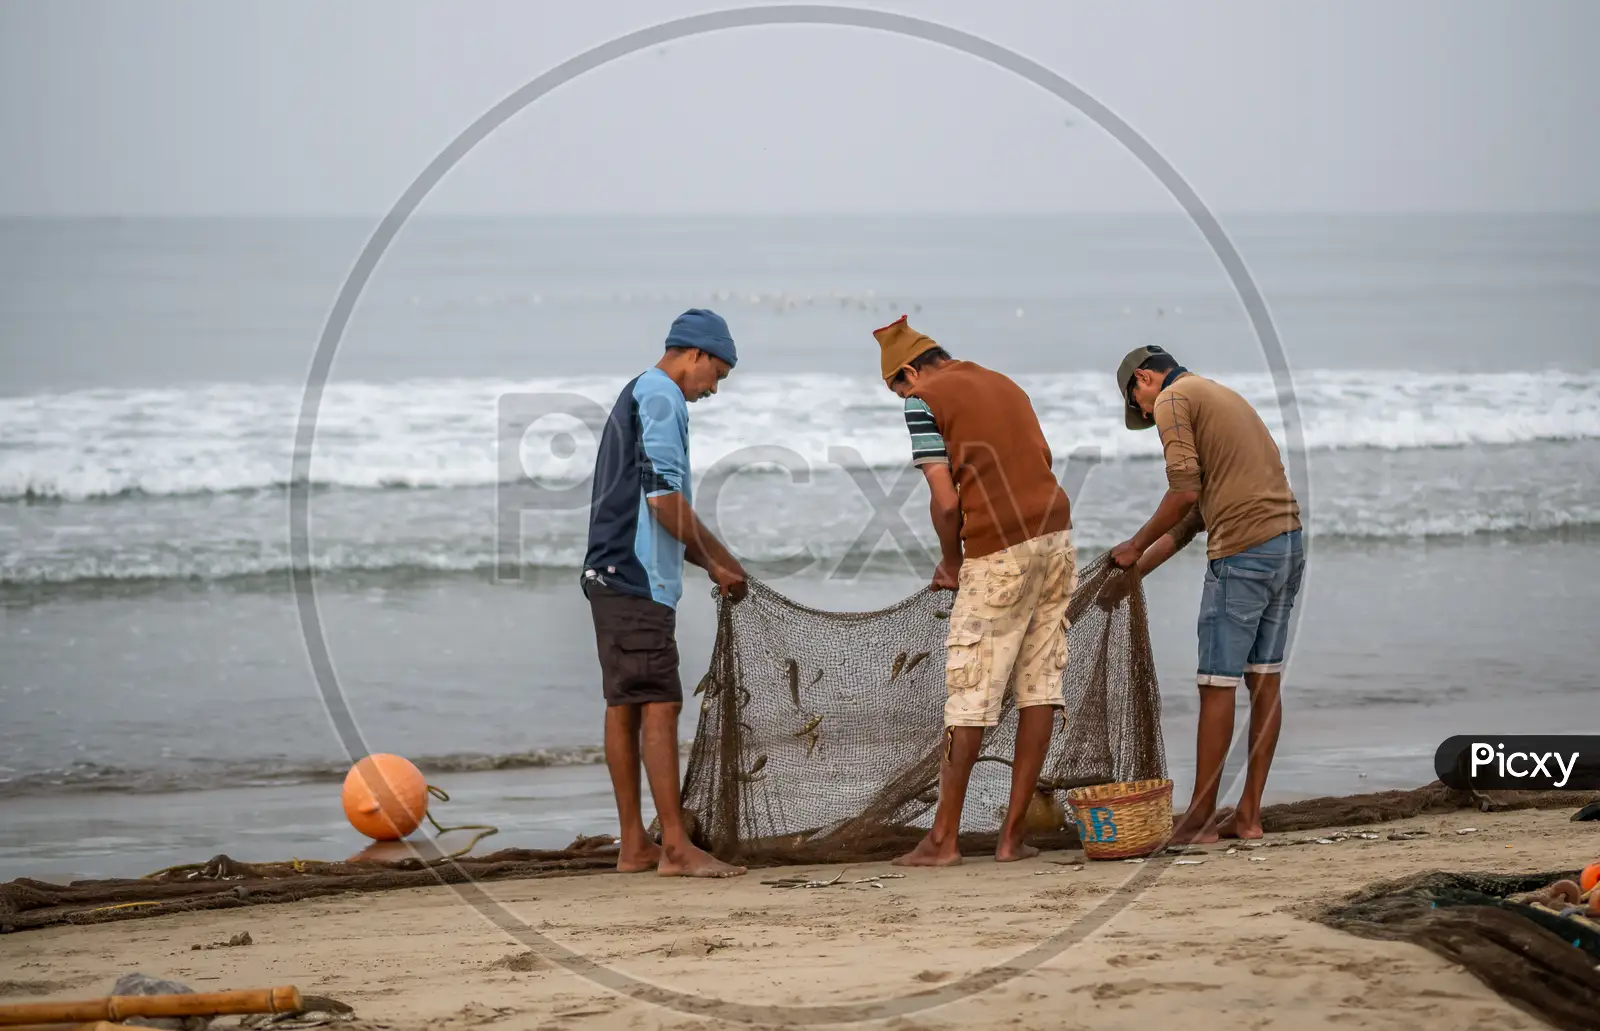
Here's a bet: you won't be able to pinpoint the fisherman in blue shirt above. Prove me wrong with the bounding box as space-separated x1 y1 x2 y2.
582 309 748 878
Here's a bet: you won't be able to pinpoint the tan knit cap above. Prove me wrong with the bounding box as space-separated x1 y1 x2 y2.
873 315 937 383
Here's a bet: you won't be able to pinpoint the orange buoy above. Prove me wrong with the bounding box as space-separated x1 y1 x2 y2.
341 754 428 840
1581 861 1600 895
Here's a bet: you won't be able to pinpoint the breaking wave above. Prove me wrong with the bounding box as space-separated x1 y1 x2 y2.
3 370 1597 500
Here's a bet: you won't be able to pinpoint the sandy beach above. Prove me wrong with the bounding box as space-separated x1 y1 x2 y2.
5 806 1593 1031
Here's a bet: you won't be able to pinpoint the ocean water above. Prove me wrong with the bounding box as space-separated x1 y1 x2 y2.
1 214 1597 880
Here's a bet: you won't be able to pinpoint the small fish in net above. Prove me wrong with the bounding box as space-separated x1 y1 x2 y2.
680 552 1168 864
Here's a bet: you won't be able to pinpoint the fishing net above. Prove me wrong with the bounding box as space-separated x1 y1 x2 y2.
6 791 1596 934
1314 869 1600 1031
0 841 620 933
8 537 1599 934
1257 782 1600 833
679 553 1169 863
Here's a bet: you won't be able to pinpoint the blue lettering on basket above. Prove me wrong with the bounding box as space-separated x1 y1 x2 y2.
1086 807 1118 843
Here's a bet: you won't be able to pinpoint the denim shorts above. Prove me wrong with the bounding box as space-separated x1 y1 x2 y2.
1196 529 1304 688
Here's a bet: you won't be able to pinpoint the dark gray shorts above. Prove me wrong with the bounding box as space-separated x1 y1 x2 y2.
585 580 683 707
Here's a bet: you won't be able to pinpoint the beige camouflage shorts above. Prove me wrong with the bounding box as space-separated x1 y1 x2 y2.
943 529 1077 728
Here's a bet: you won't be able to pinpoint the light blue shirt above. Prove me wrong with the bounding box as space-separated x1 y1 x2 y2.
631 368 691 606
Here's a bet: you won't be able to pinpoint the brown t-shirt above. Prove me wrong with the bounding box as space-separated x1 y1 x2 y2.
1155 372 1300 560
913 361 1071 559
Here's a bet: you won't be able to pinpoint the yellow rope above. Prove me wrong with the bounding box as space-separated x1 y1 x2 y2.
423 784 500 859
79 900 166 915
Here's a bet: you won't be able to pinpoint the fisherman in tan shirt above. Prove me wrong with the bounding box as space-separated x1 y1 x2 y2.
1109 346 1303 844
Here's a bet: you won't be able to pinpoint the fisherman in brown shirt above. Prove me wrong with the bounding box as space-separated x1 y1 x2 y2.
875 315 1076 866
1109 346 1303 844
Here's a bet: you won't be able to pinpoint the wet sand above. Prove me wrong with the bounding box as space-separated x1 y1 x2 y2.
4 806 1593 1030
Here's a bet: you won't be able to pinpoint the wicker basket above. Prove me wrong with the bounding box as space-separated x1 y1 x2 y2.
1065 779 1173 860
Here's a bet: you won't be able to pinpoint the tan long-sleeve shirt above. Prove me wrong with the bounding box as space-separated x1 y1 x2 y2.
1154 372 1300 560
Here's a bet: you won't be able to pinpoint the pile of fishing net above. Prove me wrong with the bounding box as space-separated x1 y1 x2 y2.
1256 783 1600 832
679 553 1169 864
1314 869 1600 1031
0 840 618 933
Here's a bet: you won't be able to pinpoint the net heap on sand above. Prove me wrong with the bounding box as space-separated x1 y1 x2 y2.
680 553 1168 864
0 844 621 932
1315 869 1600 1031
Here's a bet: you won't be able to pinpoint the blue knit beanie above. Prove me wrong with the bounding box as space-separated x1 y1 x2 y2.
665 309 737 368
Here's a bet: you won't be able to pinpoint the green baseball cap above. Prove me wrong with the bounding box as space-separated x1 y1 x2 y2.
1115 345 1171 431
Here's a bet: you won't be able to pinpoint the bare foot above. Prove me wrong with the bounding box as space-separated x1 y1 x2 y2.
893 833 963 868
995 841 1040 863
1169 809 1220 845
617 840 661 873
1219 809 1264 840
658 842 746 878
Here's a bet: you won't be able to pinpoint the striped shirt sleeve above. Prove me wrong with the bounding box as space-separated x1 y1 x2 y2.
903 397 949 466
1154 386 1202 493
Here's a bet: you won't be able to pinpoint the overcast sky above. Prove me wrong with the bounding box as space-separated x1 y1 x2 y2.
1 0 1595 215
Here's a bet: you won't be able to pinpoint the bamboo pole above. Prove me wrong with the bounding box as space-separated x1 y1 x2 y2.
0 986 301 1026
